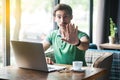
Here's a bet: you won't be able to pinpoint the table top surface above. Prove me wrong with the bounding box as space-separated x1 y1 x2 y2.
99 43 120 50
0 65 107 80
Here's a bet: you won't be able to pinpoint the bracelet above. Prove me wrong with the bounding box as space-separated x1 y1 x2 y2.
74 39 81 46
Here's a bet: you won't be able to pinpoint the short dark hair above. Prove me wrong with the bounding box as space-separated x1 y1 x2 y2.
53 4 72 16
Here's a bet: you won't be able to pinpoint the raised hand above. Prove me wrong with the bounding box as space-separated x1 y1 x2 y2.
61 23 79 46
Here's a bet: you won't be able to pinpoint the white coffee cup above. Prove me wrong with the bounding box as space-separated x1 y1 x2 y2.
72 61 83 70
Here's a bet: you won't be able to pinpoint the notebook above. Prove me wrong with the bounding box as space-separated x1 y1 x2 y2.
11 40 66 72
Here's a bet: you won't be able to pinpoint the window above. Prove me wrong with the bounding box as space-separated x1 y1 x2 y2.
11 0 54 42
0 0 99 66
10 0 55 65
0 0 4 66
93 0 99 43
0 0 10 66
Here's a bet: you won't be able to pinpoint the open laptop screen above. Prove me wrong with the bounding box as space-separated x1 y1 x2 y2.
11 41 65 72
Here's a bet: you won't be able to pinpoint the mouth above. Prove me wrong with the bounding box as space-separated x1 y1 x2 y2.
60 23 67 26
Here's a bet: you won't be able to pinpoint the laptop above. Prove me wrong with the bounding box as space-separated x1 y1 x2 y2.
11 40 66 72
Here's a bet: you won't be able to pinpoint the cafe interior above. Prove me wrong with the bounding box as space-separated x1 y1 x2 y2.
0 0 120 80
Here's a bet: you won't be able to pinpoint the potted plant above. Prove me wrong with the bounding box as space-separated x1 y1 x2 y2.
108 18 116 44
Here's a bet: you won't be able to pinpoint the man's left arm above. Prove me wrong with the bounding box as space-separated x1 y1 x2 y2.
75 36 89 50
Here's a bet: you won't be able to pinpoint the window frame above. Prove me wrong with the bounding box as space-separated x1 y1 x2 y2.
2 0 93 66
2 0 10 66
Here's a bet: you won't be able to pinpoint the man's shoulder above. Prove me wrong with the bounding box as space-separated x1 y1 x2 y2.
51 30 58 34
54 30 59 32
78 30 88 35
49 30 59 37
78 30 89 38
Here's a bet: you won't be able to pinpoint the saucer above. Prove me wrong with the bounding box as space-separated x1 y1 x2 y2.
71 68 85 72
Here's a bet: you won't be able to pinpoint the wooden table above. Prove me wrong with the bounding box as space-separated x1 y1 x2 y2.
99 43 120 50
0 65 107 80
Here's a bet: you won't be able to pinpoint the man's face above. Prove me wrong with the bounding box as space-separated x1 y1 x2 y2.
54 10 72 29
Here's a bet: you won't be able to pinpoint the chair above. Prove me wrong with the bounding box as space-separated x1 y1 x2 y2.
89 43 97 49
93 52 113 80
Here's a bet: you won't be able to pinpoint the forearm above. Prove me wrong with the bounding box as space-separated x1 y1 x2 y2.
76 41 89 50
74 36 90 50
43 41 51 51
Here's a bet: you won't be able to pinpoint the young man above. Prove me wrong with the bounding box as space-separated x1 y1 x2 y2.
43 4 89 66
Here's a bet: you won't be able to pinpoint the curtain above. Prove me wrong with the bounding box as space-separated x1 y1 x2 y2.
95 0 119 49
117 0 120 43
95 0 105 48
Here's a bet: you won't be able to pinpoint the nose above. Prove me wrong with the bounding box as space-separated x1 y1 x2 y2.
60 17 65 23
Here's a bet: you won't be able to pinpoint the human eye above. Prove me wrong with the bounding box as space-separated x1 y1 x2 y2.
56 15 61 19
64 16 68 18
64 15 69 19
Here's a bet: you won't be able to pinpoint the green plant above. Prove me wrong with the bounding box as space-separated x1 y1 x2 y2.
109 18 116 37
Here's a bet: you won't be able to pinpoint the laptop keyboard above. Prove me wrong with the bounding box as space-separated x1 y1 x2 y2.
47 64 66 70
48 66 55 69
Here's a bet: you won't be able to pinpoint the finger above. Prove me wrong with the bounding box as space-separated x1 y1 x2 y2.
72 24 75 32
47 57 54 64
46 57 50 64
69 23 76 33
75 25 78 34
66 24 70 33
50 61 54 65
61 38 68 42
46 57 49 63
61 30 66 39
69 23 73 33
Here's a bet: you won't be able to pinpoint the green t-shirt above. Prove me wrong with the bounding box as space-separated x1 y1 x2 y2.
46 30 89 66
